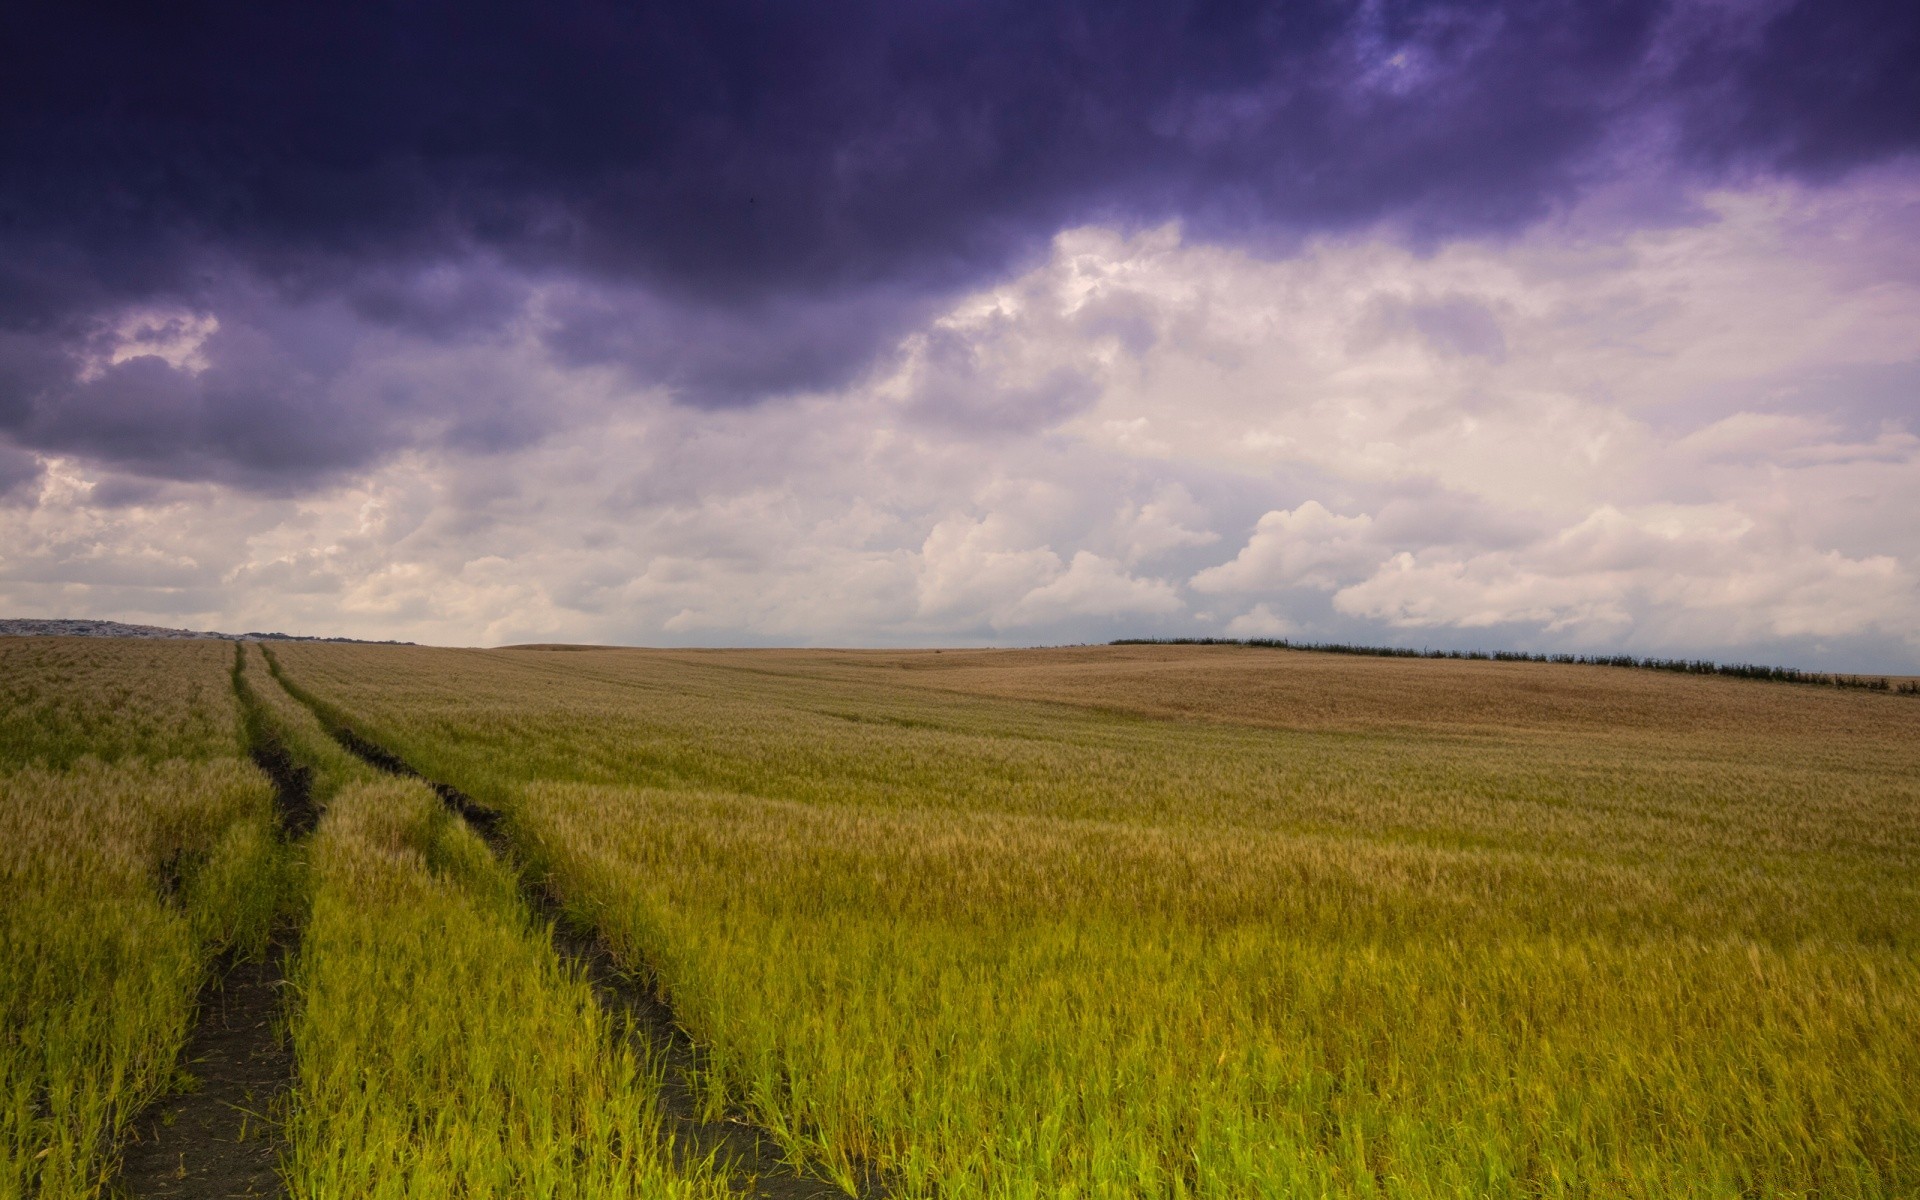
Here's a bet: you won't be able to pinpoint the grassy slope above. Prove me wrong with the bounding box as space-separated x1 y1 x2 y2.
0 638 281 1199
273 642 1920 1199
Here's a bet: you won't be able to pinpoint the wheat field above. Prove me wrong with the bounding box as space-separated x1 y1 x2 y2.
261 641 1920 1199
0 638 281 1199
246 640 728 1199
3 636 1914 1197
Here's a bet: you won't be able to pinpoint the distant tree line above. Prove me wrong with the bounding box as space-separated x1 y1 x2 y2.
1110 638 1920 695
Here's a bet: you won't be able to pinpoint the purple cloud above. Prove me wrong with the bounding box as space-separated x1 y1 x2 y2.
4 0 1917 486
0 1 1916 666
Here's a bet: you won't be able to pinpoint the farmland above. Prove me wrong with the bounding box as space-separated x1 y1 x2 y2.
3 637 1917 1198
0 637 279 1198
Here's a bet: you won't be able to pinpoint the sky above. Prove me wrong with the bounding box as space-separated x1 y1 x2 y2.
2 1 1917 667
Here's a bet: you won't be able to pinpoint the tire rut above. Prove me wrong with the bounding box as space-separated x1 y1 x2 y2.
113 941 297 1200
116 660 309 1199
325 722 884 1200
250 739 319 839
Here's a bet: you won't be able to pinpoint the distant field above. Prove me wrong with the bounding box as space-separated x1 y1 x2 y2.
5 637 1917 1197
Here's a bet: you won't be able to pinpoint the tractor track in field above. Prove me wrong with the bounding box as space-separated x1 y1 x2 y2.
324 722 886 1200
114 940 296 1199
116 671 308 1199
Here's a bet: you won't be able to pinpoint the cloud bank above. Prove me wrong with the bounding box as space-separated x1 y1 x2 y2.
1 2 1916 666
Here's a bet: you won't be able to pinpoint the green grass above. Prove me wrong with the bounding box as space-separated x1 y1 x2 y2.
2 638 738 1198
0 638 282 1199
271 642 1920 1199
243 641 383 801
240 644 729 1200
283 778 727 1200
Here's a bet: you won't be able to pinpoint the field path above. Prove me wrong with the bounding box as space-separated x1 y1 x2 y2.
114 717 311 1198
324 723 883 1200
113 946 295 1199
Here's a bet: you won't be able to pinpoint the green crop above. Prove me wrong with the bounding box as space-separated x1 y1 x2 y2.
241 643 730 1199
1 638 282 1199
10 634 1916 1198
281 778 729 1199
272 642 1920 1199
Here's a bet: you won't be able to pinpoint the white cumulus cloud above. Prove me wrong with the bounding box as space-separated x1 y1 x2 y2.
4 168 1919 669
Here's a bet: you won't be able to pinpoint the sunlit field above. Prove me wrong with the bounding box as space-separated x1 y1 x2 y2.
262 641 1920 1199
4 635 1915 1197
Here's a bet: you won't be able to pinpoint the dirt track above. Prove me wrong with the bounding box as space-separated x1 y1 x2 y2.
114 945 295 1199
116 696 310 1198
325 720 882 1200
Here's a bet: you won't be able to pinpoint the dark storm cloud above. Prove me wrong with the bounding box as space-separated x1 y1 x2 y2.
0 442 42 504
539 282 936 408
19 318 375 488
2 0 1916 484
1671 0 1920 176
0 1 1658 293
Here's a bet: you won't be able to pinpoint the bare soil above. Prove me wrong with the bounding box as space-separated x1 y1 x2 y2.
248 739 317 838
113 942 294 1199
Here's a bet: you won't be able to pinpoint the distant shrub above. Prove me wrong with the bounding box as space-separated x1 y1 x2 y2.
1110 638 1917 695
